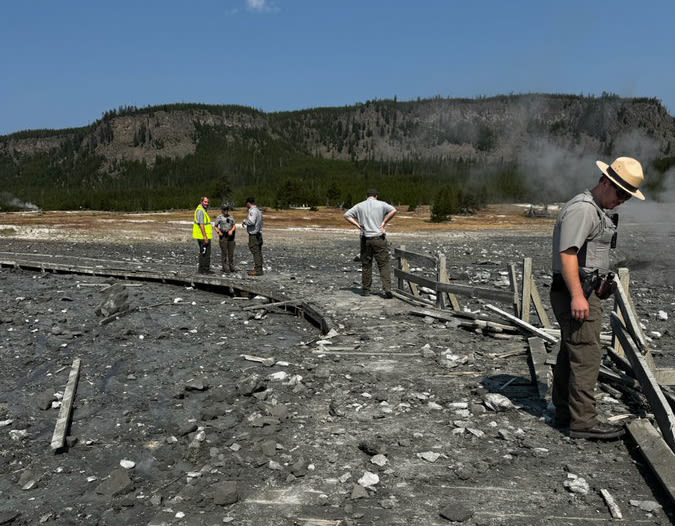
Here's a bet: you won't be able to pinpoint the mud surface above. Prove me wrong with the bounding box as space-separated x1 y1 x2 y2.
0 210 673 526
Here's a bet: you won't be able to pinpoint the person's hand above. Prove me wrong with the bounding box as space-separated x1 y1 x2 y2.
204 239 210 245
570 295 589 321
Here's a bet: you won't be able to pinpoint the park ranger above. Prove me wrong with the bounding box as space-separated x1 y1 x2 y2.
550 157 645 440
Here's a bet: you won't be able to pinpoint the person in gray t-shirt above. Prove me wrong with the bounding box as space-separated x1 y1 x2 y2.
344 189 398 298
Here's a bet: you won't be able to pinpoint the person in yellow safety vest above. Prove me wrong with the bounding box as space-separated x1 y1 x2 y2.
193 196 214 274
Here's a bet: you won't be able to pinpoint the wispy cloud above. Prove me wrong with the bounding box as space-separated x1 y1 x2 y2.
245 0 279 13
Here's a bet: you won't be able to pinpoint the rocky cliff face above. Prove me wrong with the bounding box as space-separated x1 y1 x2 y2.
2 95 673 170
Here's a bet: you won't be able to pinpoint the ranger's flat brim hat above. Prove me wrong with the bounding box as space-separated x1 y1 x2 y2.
596 156 645 200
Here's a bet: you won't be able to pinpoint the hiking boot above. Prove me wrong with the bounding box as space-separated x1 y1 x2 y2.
569 422 625 440
248 270 263 276
361 289 371 296
383 291 394 299
198 269 214 275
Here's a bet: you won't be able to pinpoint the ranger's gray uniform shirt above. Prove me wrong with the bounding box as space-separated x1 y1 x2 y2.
215 214 236 237
243 206 263 235
344 197 396 238
552 190 615 274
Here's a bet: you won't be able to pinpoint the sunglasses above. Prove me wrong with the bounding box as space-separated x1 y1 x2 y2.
612 183 631 201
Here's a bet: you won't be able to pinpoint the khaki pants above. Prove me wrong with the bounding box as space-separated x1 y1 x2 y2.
360 236 392 292
550 287 603 430
248 233 263 272
197 239 211 272
219 236 236 272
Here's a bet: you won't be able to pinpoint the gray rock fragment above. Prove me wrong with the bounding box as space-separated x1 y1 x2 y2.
177 422 198 436
95 468 134 497
36 390 55 410
213 481 239 506
439 503 474 522
350 484 370 500
629 499 661 512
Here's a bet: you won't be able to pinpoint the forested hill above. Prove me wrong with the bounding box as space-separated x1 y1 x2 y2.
1 94 674 211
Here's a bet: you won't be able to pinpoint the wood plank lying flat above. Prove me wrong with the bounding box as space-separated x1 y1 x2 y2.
393 247 437 267
599 488 623 519
391 289 436 308
409 308 461 323
0 258 332 335
485 304 558 344
612 312 675 452
627 419 675 504
528 337 551 400
242 300 300 311
51 358 81 453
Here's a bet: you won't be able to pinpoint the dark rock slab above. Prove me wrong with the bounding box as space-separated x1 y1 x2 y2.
95 468 134 497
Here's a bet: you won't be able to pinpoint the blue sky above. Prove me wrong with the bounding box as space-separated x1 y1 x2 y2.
1 0 674 136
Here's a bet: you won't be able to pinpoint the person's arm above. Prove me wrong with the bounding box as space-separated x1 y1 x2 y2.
380 208 398 233
214 218 223 237
228 222 236 236
560 248 588 320
344 213 362 231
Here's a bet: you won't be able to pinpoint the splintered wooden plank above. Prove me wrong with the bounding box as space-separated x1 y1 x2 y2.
242 300 300 311
529 275 552 328
435 281 516 303
437 253 460 311
391 289 435 308
520 258 533 323
51 358 81 452
614 278 646 350
612 267 630 356
507 263 521 318
627 419 675 504
599 488 623 519
528 337 552 399
612 313 675 452
397 245 420 297
485 303 558 344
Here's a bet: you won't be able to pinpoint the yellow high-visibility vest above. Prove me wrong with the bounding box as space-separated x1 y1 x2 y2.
193 205 213 239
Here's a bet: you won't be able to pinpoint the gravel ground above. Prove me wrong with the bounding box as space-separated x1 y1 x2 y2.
0 215 673 526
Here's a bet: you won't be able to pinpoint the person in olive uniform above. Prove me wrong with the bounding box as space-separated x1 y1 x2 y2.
550 157 645 440
214 204 237 273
